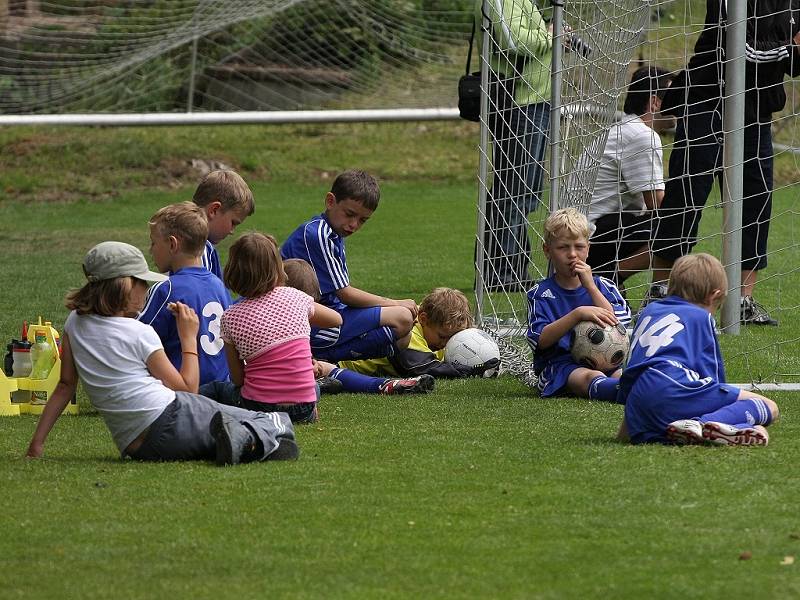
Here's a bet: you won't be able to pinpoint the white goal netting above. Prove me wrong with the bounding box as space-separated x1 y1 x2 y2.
0 0 469 113
474 0 800 387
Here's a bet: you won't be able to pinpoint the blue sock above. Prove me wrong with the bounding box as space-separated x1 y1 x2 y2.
330 367 386 394
588 375 621 403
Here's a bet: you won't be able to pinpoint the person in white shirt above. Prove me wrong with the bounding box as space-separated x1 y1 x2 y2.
585 66 674 290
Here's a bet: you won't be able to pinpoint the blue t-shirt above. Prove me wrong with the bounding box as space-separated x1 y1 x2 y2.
202 240 223 281
138 266 231 385
281 213 348 312
620 295 725 398
526 275 630 376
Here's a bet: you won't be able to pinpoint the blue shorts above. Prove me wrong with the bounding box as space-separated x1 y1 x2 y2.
623 362 766 443
311 306 395 362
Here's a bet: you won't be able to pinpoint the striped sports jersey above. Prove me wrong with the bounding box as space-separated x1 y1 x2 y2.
620 295 725 399
202 240 223 281
281 213 348 311
139 266 231 385
526 275 631 377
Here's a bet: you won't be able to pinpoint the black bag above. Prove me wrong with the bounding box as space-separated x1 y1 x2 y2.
458 20 481 122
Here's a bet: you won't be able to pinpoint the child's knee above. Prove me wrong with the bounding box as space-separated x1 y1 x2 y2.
382 306 414 334
764 397 780 422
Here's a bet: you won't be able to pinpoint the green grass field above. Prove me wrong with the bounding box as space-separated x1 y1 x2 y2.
2 122 800 599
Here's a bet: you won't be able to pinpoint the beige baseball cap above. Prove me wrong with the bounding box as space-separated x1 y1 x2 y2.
82 241 167 283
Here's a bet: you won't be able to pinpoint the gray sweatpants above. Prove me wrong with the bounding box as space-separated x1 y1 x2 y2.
128 392 295 461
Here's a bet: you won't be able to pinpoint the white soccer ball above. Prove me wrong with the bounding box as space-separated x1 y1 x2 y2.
444 328 501 377
570 321 629 372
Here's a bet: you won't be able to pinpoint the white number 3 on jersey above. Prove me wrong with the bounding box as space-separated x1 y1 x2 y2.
201 301 225 356
632 313 684 357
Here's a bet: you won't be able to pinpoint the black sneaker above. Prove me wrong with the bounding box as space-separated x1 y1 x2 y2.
209 411 256 466
740 296 778 326
634 282 667 322
316 376 344 394
265 438 300 461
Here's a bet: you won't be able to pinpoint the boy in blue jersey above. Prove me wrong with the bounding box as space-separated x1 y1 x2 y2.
618 253 778 446
281 169 416 363
139 202 231 385
527 208 631 400
192 170 255 280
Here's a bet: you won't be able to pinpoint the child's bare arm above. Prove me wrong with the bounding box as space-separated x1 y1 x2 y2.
336 286 418 318
147 302 200 393
538 305 618 349
224 342 244 387
26 334 79 458
310 303 343 328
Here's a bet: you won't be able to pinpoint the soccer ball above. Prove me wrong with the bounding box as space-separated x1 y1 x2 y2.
444 328 501 377
570 321 629 372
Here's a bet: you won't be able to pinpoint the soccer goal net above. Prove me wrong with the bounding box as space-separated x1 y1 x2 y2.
0 0 470 115
474 0 800 389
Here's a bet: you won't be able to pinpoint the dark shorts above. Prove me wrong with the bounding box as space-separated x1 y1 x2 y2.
311 306 395 362
588 210 652 280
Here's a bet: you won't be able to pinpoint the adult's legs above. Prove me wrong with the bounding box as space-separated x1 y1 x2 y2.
651 100 722 281
484 101 549 288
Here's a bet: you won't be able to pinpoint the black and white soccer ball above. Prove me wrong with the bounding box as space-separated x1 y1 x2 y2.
569 321 629 372
444 328 501 377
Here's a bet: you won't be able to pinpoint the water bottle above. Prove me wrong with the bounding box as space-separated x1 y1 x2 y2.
30 331 55 380
11 339 32 404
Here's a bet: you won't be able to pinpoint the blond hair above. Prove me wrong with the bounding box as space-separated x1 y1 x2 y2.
667 253 728 304
224 232 285 298
543 208 590 244
192 170 255 216
419 287 473 329
284 258 321 302
149 201 208 257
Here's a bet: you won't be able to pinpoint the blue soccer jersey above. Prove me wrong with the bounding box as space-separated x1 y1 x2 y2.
202 240 223 280
621 295 731 443
281 213 348 311
139 266 231 385
527 275 631 387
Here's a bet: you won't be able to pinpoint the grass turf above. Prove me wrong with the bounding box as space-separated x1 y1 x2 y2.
1 122 800 598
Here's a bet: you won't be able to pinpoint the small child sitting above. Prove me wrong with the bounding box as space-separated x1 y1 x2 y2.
526 208 631 400
618 253 778 446
199 233 343 423
283 258 435 395
139 201 231 385
281 169 416 362
26 241 297 465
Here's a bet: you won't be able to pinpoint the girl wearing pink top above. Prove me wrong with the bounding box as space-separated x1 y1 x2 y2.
199 233 342 423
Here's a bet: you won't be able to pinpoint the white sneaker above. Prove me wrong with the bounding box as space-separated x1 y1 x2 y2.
702 421 769 446
666 419 704 445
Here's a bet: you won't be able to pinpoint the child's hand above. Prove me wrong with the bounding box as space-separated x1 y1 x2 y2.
312 359 324 379
26 442 43 458
397 299 419 319
571 259 595 288
575 305 618 327
169 302 200 341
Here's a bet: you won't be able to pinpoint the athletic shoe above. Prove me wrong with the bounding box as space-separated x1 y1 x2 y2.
379 374 435 395
666 419 704 445
741 296 778 326
209 411 256 466
265 437 300 461
634 282 668 321
316 376 344 395
702 421 769 446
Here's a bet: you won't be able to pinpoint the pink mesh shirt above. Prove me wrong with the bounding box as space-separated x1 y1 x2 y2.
220 286 317 404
